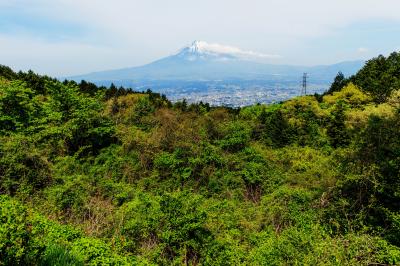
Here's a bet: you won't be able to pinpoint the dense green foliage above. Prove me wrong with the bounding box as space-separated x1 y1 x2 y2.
1 52 400 265
327 52 400 103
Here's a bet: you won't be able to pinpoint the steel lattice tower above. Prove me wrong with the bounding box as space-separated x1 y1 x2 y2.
301 73 308 95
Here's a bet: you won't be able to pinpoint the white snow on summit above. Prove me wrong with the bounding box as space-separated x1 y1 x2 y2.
176 40 280 61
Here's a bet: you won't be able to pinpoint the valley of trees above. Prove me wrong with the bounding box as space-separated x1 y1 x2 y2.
1 52 400 265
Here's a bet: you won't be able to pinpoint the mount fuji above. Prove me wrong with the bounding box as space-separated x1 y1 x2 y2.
69 41 364 106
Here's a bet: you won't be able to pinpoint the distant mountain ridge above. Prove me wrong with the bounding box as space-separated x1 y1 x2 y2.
69 41 364 84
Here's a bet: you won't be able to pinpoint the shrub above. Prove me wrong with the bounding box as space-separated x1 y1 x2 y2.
323 83 371 106
0 135 52 195
0 80 39 133
0 196 32 265
39 244 83 266
217 121 251 152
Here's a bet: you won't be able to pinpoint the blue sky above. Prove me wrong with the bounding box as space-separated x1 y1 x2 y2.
1 0 400 76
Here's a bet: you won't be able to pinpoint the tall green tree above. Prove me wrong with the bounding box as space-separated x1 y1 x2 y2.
327 72 348 94
354 52 400 103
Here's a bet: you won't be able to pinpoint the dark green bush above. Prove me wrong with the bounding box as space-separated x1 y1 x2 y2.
217 121 251 152
0 135 52 195
39 244 83 266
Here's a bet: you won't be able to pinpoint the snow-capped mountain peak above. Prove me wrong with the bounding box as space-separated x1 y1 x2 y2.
186 40 208 53
176 40 280 62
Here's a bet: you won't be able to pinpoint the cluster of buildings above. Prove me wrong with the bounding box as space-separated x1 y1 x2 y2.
160 84 327 107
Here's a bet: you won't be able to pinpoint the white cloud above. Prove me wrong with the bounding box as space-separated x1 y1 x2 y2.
357 47 369 53
181 41 281 59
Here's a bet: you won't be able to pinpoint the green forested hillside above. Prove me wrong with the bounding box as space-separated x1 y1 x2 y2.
1 53 400 265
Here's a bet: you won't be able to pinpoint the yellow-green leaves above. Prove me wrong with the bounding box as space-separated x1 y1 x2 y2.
323 83 372 106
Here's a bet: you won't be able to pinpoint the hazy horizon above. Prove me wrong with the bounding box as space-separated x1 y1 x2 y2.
1 0 400 76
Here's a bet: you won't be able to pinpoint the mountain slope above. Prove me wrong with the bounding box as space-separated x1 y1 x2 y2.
69 41 364 83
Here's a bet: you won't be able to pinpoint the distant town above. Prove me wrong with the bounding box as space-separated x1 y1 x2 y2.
135 82 328 107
